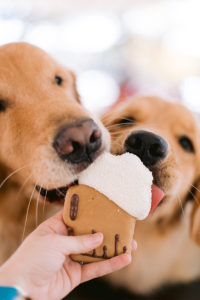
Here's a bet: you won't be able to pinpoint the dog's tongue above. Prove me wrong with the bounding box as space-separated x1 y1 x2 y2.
149 184 164 214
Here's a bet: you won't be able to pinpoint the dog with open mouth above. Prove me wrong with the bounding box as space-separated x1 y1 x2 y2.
101 96 200 294
0 43 162 270
2 42 199 298
0 42 111 265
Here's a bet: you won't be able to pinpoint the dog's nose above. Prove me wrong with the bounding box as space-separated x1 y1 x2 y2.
54 119 102 163
125 130 168 166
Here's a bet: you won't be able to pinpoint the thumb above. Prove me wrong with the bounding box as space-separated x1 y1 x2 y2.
58 232 103 255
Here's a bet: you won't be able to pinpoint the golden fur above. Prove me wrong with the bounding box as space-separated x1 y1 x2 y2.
0 42 110 265
2 42 200 295
102 96 200 294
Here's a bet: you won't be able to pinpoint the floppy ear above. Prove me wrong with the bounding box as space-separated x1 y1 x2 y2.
190 178 200 245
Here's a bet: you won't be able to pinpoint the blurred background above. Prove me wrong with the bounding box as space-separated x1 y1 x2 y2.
1 0 200 115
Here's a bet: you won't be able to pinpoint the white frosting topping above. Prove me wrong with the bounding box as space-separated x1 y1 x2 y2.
78 152 153 220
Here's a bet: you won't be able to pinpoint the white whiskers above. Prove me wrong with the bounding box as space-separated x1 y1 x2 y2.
36 178 44 228
0 164 31 189
15 168 40 203
50 180 65 197
176 191 186 221
22 180 39 242
42 184 48 221
181 178 200 195
185 186 200 207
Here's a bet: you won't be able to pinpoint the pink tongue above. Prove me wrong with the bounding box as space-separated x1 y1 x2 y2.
149 184 164 214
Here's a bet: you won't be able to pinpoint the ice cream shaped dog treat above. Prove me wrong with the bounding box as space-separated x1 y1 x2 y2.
63 152 159 263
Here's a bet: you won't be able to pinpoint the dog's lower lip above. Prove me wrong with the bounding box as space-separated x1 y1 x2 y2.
36 181 78 203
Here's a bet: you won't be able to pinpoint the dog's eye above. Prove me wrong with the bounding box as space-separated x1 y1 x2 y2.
0 100 6 112
179 137 194 153
55 76 63 85
117 117 135 127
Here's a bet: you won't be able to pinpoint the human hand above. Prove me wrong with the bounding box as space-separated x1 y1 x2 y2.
0 210 137 300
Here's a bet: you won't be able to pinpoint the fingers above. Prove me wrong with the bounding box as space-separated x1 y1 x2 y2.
131 240 137 252
80 239 136 283
37 209 68 236
58 232 103 255
81 254 131 283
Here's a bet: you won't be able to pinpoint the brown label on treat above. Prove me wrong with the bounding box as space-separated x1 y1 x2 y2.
70 194 79 220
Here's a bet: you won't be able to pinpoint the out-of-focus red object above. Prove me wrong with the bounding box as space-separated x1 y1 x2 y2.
106 80 138 113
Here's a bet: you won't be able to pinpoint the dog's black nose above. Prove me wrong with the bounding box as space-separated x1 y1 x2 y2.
125 130 168 166
54 119 102 163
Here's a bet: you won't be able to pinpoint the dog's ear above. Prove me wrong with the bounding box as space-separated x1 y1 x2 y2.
190 179 200 245
69 71 81 104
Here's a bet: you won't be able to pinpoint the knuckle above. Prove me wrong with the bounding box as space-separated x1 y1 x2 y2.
77 236 86 250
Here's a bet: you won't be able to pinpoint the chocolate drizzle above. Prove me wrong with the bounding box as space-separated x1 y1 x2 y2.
114 234 120 256
81 230 128 259
70 194 79 220
102 246 107 258
68 227 74 236
92 230 97 257
123 246 128 253
82 253 111 259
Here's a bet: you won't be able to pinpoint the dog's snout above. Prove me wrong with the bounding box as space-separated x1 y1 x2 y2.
54 119 102 164
125 130 168 166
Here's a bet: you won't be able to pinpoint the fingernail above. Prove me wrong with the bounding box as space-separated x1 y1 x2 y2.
91 232 103 243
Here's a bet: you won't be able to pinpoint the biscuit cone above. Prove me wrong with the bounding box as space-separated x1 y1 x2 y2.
63 184 136 263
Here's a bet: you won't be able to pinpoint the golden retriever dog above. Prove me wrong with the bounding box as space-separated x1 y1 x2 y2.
0 42 110 265
101 96 200 294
